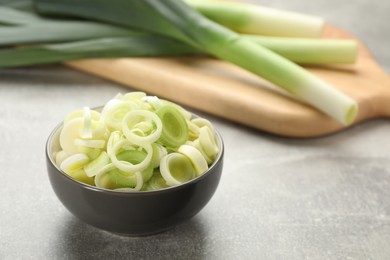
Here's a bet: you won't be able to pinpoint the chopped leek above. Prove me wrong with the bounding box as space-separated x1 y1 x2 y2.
122 110 163 146
156 104 189 148
84 151 110 177
67 169 95 186
178 145 208 176
143 170 169 191
160 153 196 186
60 153 89 173
55 92 220 191
55 150 69 166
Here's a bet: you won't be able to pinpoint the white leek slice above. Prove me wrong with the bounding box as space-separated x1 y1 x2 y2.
60 117 84 154
122 109 162 145
64 108 101 124
142 95 163 110
81 106 93 139
122 92 147 109
94 163 116 189
178 144 208 176
151 143 168 168
101 100 135 131
55 150 69 166
90 120 108 139
199 126 219 159
78 148 102 160
68 168 95 185
109 139 153 173
192 139 213 165
84 151 110 177
74 138 106 149
122 91 146 99
144 170 169 191
60 153 89 174
160 153 196 186
187 119 200 141
191 118 214 131
106 131 123 155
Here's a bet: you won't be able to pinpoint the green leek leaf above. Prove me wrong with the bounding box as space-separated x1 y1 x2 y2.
0 6 44 25
0 36 197 68
0 22 140 46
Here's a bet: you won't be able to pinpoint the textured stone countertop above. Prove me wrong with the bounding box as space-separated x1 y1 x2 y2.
1 0 390 259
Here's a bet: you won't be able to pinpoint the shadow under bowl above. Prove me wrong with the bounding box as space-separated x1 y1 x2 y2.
46 120 224 236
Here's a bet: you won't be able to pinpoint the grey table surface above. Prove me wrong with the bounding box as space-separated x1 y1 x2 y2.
1 0 390 259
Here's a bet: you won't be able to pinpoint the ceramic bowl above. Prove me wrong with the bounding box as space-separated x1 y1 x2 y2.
45 118 224 235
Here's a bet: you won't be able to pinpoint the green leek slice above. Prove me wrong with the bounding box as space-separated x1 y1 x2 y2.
108 139 153 173
67 168 95 186
84 151 110 177
143 170 169 191
73 138 105 149
185 0 324 38
59 117 85 155
60 153 89 174
55 150 69 166
101 100 134 131
156 104 189 148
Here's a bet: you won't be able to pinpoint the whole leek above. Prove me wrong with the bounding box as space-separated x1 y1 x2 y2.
0 7 357 65
34 0 356 125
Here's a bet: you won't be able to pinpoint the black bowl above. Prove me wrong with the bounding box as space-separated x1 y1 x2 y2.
45 119 224 236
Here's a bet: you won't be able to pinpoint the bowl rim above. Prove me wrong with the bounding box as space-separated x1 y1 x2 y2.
46 116 224 197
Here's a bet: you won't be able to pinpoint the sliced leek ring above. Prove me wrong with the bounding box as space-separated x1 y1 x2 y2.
60 153 89 174
74 138 106 149
199 126 219 159
160 153 196 186
84 151 110 177
178 144 208 176
156 104 189 148
122 109 162 146
109 139 153 173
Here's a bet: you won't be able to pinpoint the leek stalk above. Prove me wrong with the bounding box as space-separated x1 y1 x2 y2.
243 35 358 64
185 0 324 37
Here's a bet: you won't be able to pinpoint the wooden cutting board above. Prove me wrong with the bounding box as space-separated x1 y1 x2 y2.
66 24 390 137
